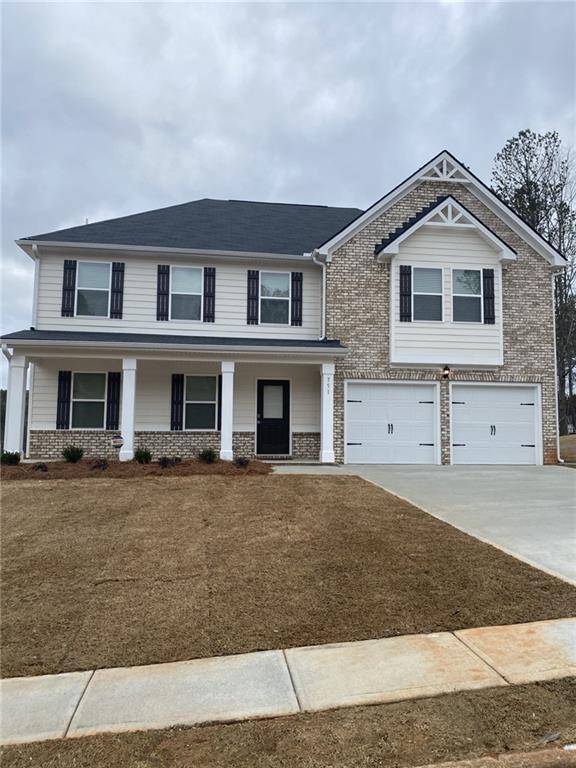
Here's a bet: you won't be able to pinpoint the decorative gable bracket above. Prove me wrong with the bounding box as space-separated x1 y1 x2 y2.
374 195 517 264
419 157 470 183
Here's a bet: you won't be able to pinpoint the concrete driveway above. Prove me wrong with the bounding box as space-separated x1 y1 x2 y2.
275 465 576 584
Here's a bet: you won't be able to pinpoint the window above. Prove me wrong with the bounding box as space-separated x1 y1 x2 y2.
171 267 203 321
260 272 290 324
76 262 111 317
453 269 482 322
185 375 218 430
71 373 106 428
413 268 443 321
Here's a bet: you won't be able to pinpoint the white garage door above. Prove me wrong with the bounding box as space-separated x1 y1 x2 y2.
451 385 539 465
345 382 438 464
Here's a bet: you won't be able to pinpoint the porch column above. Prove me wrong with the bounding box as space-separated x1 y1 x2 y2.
320 362 335 463
119 358 137 461
220 361 235 461
4 354 28 454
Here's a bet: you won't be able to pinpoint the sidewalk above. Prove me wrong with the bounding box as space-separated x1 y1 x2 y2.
1 617 574 746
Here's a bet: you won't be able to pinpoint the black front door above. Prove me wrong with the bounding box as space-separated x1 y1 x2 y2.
257 380 290 455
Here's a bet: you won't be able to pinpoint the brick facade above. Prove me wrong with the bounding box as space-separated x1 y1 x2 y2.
326 180 558 464
29 430 122 460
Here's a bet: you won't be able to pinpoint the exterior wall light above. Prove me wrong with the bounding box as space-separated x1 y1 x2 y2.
442 366 451 380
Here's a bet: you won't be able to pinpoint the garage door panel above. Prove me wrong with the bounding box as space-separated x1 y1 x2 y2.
451 385 538 465
346 383 437 464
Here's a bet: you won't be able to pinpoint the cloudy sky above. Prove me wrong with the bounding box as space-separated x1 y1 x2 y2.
1 0 575 383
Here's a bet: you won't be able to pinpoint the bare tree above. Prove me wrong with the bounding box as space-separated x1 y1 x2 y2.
492 130 576 434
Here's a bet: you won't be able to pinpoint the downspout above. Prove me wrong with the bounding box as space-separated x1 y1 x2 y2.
551 271 564 463
31 244 40 327
310 250 327 339
2 344 12 363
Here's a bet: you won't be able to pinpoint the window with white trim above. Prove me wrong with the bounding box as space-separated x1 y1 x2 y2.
185 375 218 430
71 373 107 428
452 269 482 322
171 267 203 321
260 272 290 324
413 268 443 321
76 262 111 317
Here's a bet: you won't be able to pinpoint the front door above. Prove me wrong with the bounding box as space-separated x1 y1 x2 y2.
257 380 290 455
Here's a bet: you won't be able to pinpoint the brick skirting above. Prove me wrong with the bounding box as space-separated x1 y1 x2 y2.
28 430 320 461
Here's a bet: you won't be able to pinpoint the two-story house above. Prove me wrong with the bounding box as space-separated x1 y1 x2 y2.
2 150 566 465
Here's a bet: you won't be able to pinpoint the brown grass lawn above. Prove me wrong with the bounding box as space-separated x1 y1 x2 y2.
560 434 576 463
1 475 575 679
2 679 576 768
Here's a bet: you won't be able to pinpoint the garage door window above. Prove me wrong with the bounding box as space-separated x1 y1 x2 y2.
452 269 482 322
413 268 443 321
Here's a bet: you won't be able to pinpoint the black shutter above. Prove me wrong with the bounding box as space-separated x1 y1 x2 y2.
56 371 72 430
247 270 259 324
291 272 303 326
157 265 170 321
171 374 184 431
483 268 495 324
217 374 222 430
106 372 121 430
110 263 125 319
203 267 216 323
399 265 412 322
61 260 77 317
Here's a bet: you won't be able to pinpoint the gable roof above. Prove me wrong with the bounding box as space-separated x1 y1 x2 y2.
20 199 363 257
315 150 566 267
374 194 517 262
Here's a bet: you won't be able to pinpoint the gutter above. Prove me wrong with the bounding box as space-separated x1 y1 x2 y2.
16 239 313 264
1 338 348 357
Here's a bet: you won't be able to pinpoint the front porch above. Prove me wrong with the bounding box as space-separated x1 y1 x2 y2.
5 352 337 463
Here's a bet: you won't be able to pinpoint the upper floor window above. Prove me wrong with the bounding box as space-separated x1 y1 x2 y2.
171 267 203 321
413 268 443 321
71 372 107 428
452 269 482 322
76 262 111 317
185 375 218 430
260 272 290 324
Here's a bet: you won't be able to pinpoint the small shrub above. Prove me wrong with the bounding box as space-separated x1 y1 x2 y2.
134 448 152 464
158 456 177 468
234 456 250 468
32 462 48 472
62 445 84 463
1 451 21 465
198 448 217 464
174 456 182 464
91 459 109 471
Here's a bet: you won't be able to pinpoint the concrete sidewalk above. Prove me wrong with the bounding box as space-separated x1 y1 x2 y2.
1 618 574 746
274 465 576 584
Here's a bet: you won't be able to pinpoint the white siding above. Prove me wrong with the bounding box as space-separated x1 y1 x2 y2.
36 253 322 339
391 227 503 366
30 359 320 432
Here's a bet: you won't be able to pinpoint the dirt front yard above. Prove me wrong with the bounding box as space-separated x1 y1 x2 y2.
2 475 575 678
2 679 575 768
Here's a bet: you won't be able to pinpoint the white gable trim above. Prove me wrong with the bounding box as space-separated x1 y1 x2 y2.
314 150 566 268
375 196 517 264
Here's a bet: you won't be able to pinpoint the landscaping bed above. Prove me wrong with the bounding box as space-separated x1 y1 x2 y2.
1 475 575 678
1 457 271 480
2 679 575 768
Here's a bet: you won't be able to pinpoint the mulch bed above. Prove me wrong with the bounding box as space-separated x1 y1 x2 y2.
1 458 271 481
1 475 575 679
2 679 575 768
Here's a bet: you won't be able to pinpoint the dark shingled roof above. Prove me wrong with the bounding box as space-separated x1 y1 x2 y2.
22 199 364 255
0 329 346 350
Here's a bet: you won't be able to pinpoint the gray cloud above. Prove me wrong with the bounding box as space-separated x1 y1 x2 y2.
2 1 575 384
